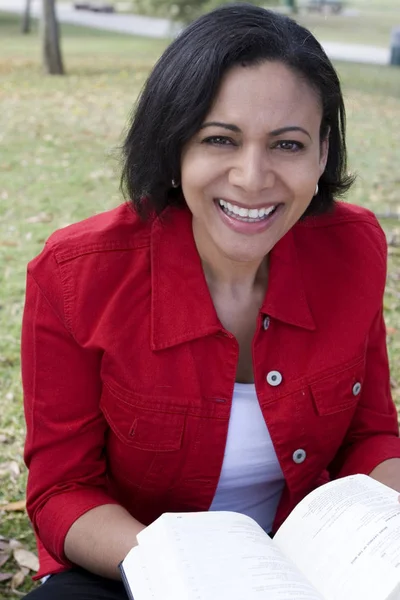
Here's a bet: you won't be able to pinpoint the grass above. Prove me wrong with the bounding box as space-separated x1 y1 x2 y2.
0 9 400 597
298 10 397 47
58 0 399 46
295 0 400 47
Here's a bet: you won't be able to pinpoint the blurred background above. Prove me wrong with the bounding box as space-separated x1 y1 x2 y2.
0 0 399 596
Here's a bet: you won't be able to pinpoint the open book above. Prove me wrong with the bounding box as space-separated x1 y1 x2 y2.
120 474 400 600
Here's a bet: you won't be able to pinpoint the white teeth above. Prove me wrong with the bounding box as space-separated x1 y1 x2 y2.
264 206 276 216
218 199 277 221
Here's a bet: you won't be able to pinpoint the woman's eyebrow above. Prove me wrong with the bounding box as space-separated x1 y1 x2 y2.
200 121 241 133
270 126 311 140
200 122 312 140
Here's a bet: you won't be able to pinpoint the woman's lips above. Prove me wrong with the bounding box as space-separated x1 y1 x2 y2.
215 198 283 234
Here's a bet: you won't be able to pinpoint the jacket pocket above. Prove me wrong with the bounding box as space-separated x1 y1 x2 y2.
310 357 365 417
100 382 185 451
100 382 187 495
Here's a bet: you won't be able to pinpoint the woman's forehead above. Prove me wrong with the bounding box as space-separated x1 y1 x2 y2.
206 61 322 129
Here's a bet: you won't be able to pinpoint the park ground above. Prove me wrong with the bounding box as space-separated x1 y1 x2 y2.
0 5 400 596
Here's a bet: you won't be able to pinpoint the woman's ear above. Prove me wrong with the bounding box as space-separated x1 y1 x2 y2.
319 129 330 176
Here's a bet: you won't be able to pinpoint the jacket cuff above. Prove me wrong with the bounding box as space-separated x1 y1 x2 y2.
336 434 400 478
36 489 120 565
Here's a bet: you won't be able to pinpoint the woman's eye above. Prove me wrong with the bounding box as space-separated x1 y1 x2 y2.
202 136 234 146
275 140 304 152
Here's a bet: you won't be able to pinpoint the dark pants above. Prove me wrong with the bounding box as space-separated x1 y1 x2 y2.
23 568 129 600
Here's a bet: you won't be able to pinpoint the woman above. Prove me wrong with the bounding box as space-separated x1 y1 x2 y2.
22 3 400 599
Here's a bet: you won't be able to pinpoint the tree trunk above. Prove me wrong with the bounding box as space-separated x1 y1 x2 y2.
21 0 32 34
42 0 65 75
285 0 298 13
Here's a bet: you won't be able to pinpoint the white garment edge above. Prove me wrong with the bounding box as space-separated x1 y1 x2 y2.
209 382 285 532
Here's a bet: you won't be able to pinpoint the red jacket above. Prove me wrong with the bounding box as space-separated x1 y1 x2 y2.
22 201 400 579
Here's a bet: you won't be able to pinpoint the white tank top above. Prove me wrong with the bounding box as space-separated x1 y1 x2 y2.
209 383 285 533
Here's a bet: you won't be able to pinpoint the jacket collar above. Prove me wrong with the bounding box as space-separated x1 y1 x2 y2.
261 224 316 332
151 207 315 351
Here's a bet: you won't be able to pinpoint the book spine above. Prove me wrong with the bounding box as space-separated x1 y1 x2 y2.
118 562 136 600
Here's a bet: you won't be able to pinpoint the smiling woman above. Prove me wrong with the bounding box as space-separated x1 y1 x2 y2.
181 61 328 265
21 3 400 600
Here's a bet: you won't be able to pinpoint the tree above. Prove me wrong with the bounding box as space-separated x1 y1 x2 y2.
42 0 65 75
21 0 32 34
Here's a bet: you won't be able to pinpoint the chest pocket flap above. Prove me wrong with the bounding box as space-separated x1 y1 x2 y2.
310 358 365 416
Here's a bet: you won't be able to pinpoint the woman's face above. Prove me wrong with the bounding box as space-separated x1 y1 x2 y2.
181 60 329 265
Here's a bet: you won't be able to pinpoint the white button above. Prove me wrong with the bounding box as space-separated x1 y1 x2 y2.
263 316 270 330
292 449 307 464
266 371 282 386
352 382 362 396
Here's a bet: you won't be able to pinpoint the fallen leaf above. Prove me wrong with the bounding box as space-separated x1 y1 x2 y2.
25 212 53 224
8 539 23 550
0 241 18 247
0 538 11 569
11 567 29 590
1 500 26 512
13 548 39 572
0 461 20 480
0 572 13 582
0 552 11 569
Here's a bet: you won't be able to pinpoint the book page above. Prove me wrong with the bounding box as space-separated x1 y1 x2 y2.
122 543 185 600
274 474 400 600
136 511 324 600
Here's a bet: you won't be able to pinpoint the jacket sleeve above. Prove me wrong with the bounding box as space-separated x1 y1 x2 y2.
329 308 400 479
22 245 119 568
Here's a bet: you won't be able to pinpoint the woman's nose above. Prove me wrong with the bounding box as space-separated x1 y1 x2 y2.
229 146 275 192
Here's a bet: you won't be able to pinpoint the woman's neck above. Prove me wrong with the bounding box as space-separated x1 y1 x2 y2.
193 222 269 296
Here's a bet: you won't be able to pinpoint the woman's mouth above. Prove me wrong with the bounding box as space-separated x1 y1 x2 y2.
216 198 279 222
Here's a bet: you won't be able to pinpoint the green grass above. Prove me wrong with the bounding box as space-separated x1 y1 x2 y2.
0 9 400 597
296 0 400 46
60 0 399 46
298 10 397 46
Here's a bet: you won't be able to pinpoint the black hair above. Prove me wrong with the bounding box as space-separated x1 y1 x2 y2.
121 2 354 218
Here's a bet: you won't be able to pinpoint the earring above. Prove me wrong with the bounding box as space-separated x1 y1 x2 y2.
171 179 180 188
314 183 319 196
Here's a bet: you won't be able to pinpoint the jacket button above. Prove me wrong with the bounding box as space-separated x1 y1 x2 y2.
292 449 307 464
263 316 270 330
352 382 362 396
266 371 282 386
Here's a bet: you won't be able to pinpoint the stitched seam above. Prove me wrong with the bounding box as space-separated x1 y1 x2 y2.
103 381 191 413
307 354 365 387
29 279 40 451
53 240 151 264
260 354 365 403
28 267 71 335
56 261 75 337
102 383 227 420
102 402 184 450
